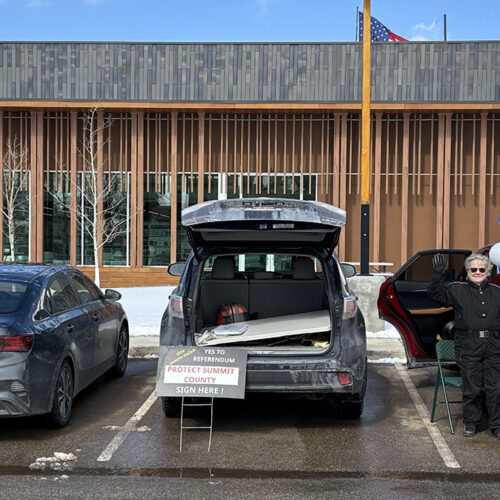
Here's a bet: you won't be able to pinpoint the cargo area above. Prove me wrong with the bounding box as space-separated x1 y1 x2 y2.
193 253 333 350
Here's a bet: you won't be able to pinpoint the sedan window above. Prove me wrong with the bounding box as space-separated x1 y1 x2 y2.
69 274 100 304
0 281 28 313
45 276 79 314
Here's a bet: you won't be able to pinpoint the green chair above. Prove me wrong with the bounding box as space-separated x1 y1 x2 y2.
430 340 463 434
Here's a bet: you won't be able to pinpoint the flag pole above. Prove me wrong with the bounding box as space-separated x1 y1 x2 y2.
443 14 447 41
360 0 371 275
356 6 359 41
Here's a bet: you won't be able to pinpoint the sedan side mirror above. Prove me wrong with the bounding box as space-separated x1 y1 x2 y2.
340 263 357 278
168 262 186 276
104 289 122 301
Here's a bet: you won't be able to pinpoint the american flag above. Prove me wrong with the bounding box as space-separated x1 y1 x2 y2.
358 12 407 42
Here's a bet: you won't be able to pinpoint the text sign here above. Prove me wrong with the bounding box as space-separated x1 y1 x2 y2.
155 346 248 399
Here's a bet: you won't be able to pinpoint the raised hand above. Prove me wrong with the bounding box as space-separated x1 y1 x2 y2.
432 253 447 273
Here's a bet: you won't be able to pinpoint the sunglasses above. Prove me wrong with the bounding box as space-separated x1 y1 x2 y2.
468 267 486 273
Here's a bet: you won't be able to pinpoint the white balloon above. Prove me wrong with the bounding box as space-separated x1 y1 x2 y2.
489 243 500 267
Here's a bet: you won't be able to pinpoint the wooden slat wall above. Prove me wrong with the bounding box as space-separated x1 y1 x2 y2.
2 109 499 274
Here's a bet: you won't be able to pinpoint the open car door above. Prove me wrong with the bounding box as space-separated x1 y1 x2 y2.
378 249 471 367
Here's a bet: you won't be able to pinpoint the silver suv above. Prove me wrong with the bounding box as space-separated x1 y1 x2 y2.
157 198 367 418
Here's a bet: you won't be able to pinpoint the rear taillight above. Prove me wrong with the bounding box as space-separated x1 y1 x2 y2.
0 334 34 352
169 295 184 319
342 296 358 320
337 371 352 385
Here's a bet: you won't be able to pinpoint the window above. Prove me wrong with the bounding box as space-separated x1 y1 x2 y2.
44 275 78 314
143 173 171 266
2 171 30 262
397 253 466 282
77 172 130 266
69 273 101 304
0 280 28 313
43 172 71 264
176 173 198 262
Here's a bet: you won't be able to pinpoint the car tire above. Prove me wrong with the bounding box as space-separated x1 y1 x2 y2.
111 326 129 377
47 360 73 428
162 396 181 418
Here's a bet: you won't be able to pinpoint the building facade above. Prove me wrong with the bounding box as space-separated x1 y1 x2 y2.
0 42 499 285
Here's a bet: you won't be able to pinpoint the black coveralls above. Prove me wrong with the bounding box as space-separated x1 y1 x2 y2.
428 272 500 431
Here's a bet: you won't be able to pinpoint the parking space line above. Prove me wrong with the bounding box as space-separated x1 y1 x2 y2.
395 363 460 469
97 390 157 462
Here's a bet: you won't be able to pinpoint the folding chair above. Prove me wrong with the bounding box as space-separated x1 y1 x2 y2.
430 340 463 434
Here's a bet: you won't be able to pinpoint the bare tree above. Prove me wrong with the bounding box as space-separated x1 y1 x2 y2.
1 136 30 262
50 108 130 287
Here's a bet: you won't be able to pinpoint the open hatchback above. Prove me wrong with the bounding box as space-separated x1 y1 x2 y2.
158 198 367 418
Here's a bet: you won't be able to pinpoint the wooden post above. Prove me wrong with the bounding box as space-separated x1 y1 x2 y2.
198 112 205 203
443 114 452 248
373 112 382 263
478 112 487 247
96 111 104 268
401 113 410 263
360 0 371 275
129 113 138 267
70 111 78 266
170 112 178 262
436 114 445 248
136 112 144 267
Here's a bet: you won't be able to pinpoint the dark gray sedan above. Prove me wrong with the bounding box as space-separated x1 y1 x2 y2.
0 263 129 426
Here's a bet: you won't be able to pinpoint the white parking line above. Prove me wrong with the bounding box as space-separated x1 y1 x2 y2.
395 363 460 469
97 390 158 462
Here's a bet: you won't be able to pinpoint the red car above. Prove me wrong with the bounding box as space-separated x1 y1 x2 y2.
378 245 497 367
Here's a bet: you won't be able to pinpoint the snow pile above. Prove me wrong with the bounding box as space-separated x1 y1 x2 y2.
29 452 77 471
366 324 399 338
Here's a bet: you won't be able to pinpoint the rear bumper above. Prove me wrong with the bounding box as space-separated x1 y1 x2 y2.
0 352 53 418
0 390 30 416
245 360 365 395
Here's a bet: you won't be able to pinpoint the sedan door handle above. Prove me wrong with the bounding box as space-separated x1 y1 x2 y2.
65 324 74 334
92 313 99 322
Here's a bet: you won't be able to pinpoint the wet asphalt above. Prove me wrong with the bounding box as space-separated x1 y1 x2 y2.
1 359 500 498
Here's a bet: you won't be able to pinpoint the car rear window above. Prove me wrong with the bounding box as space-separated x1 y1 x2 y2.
0 281 28 313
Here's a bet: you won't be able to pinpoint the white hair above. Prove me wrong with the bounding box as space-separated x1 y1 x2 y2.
465 253 493 274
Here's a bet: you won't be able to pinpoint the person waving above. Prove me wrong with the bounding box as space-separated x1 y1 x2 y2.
428 252 500 439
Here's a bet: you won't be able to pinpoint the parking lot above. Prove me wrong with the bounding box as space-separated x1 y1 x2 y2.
1 359 499 486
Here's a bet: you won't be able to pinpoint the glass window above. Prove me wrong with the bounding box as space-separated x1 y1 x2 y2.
205 253 320 275
176 173 198 262
102 173 129 266
2 171 30 262
398 253 467 282
143 173 171 266
224 174 315 200
77 172 130 266
204 174 219 201
45 275 78 314
69 273 100 304
43 173 71 264
0 280 28 313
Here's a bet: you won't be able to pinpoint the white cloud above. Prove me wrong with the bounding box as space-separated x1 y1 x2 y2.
408 19 441 41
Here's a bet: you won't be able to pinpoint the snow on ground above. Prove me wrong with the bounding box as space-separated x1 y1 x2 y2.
115 286 400 339
115 286 175 336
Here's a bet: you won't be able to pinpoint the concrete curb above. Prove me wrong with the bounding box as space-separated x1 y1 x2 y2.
129 336 406 362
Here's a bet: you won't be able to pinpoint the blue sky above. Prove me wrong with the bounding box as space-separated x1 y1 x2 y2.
1 0 498 42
